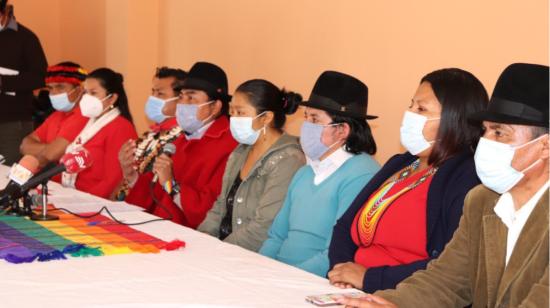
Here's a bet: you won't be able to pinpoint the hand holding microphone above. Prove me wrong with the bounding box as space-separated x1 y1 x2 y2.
152 143 176 185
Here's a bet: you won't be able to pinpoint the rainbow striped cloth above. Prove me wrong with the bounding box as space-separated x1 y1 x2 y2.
0 212 185 264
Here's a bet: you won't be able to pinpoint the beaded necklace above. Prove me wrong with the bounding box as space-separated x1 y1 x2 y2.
134 126 183 174
356 159 438 247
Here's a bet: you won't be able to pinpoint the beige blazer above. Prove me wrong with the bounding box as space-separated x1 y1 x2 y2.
377 184 548 308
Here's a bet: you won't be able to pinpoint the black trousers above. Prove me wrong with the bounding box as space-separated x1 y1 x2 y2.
0 120 34 165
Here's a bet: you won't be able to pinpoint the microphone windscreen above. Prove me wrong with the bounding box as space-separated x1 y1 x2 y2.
61 149 93 174
8 155 39 185
163 143 176 156
18 155 40 174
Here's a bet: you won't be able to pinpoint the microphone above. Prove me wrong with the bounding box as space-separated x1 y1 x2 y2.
151 143 176 184
22 149 93 191
8 155 40 185
0 155 39 205
0 154 5 165
0 150 92 205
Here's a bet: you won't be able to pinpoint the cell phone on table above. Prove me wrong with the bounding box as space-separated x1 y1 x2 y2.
305 291 365 306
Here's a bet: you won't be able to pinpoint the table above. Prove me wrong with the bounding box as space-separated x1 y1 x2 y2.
0 165 357 307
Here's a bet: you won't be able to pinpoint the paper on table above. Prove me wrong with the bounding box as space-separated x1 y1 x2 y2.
48 194 145 213
0 66 18 96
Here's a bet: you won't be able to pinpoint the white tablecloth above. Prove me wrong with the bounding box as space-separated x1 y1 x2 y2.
0 165 357 307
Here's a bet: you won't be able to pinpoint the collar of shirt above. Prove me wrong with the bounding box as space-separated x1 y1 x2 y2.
307 147 354 185
3 15 17 31
184 121 214 140
494 181 550 228
494 180 549 265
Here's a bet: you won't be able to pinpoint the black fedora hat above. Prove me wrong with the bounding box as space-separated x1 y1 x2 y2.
302 71 377 120
469 63 549 128
182 62 231 102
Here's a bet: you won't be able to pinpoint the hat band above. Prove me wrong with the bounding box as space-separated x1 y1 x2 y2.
489 97 545 122
309 94 361 114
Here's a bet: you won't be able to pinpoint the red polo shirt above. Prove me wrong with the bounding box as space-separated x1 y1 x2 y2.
34 107 88 143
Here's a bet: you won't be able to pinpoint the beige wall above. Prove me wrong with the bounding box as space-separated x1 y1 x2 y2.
13 0 548 163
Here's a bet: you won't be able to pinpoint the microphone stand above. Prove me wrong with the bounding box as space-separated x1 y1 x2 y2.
30 180 58 221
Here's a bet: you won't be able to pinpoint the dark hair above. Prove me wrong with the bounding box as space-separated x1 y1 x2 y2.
421 68 489 166
235 79 301 130
155 67 188 94
0 0 7 13
329 114 377 155
531 126 549 138
87 68 134 123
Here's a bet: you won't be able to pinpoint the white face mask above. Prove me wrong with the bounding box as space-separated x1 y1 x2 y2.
80 93 112 118
474 136 545 194
229 112 266 145
400 111 440 155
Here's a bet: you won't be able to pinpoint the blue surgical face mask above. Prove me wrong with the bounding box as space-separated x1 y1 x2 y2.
49 88 78 112
176 101 215 134
300 121 341 161
145 96 178 123
230 112 266 145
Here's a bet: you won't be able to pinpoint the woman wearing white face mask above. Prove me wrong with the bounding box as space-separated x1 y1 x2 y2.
198 79 305 252
20 62 89 170
114 67 187 200
259 71 380 276
60 68 137 199
328 68 488 293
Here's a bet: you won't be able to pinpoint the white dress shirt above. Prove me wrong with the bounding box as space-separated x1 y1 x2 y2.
184 121 213 140
307 147 354 185
493 181 549 265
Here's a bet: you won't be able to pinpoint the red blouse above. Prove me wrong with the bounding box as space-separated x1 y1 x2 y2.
351 168 434 268
74 116 137 199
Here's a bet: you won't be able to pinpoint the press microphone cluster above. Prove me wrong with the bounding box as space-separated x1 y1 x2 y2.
0 149 93 207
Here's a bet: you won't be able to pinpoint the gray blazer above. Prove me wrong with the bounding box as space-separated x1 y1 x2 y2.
198 134 305 252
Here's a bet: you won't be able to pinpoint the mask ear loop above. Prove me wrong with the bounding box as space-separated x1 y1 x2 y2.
514 134 549 173
71 85 85 104
162 96 179 118
424 117 441 144
325 122 346 151
197 100 217 125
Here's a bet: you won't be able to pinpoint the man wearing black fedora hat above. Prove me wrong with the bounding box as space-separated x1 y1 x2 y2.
337 63 549 308
124 62 238 229
259 71 380 277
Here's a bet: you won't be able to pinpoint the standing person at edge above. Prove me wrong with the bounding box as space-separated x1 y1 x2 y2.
123 62 238 228
0 0 48 165
114 67 187 200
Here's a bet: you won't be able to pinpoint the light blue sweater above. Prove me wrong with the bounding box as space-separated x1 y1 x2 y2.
259 153 380 277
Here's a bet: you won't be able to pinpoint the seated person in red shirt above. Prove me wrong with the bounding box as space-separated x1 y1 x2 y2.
122 62 238 228
20 62 88 168
60 68 137 199
114 66 187 200
327 68 488 293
